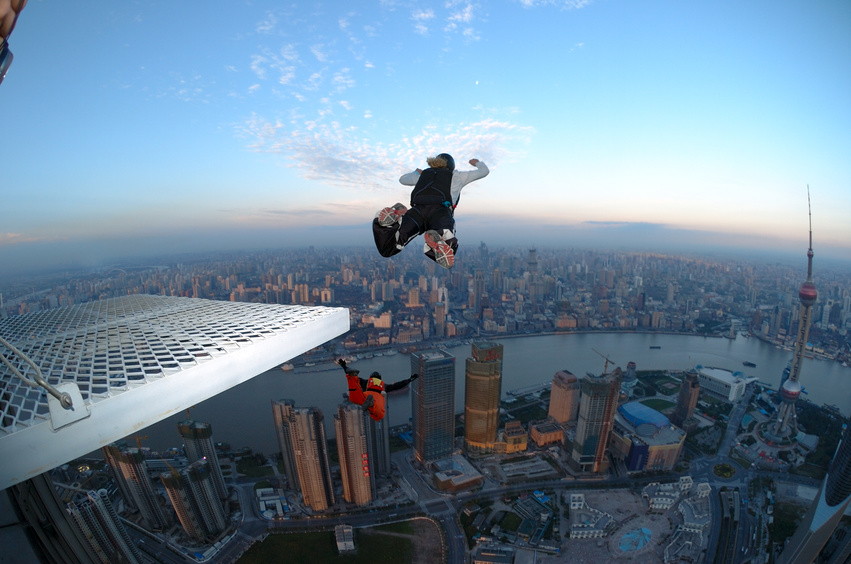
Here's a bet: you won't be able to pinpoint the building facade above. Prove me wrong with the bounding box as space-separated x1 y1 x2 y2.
271 399 301 490
101 444 170 531
334 403 373 506
670 371 700 429
464 342 504 452
161 460 228 542
777 423 851 563
66 490 141 564
569 368 622 474
289 407 335 512
411 350 456 463
177 419 228 501
548 370 581 424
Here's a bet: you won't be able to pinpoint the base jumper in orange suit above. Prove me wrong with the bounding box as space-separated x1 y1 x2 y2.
336 359 418 422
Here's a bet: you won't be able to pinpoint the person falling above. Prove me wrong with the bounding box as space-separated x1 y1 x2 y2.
336 358 418 422
372 153 489 269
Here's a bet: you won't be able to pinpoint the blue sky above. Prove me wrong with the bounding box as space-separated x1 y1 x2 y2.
2 0 850 274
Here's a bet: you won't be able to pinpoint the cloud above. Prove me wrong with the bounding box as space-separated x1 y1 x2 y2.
340 100 352 110
311 44 329 63
517 0 592 8
0 233 50 246
237 114 534 191
256 12 278 33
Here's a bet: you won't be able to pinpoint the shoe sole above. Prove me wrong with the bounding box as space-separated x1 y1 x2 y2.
425 231 455 269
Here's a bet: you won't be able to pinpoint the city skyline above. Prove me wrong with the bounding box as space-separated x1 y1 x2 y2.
2 1 851 275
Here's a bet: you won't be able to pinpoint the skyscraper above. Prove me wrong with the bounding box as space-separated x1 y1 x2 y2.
548 370 581 424
411 350 456 463
569 367 622 474
771 197 818 439
364 403 392 479
464 342 503 453
670 371 700 429
101 444 170 531
177 419 228 501
271 399 301 490
161 459 228 542
289 406 335 512
66 489 141 564
334 403 373 506
777 424 851 564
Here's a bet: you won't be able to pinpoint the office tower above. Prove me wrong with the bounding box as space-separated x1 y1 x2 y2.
771 198 818 439
66 489 141 564
334 403 373 506
271 399 301 490
289 407 335 512
670 371 700 429
177 419 228 501
434 302 446 338
777 424 851 564
364 403 392 479
101 444 170 531
161 460 228 542
621 361 638 397
464 342 504 452
548 370 580 424
411 350 456 463
569 367 622 474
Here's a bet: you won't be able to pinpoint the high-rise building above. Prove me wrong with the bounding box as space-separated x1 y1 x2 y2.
177 419 228 501
334 403 373 506
777 424 851 564
364 403 392 479
66 489 141 564
161 460 228 542
771 201 818 439
464 342 503 453
569 367 622 474
101 444 170 531
670 371 700 429
548 370 580 424
271 399 301 490
411 350 456 463
289 407 335 512
621 361 638 397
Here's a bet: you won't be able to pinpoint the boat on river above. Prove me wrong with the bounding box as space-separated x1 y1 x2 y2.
743 361 757 368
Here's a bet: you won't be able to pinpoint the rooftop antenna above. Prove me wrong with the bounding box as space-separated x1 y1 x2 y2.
806 185 814 280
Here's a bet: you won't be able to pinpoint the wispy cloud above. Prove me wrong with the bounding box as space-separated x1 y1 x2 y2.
517 0 592 8
238 115 533 191
0 233 58 246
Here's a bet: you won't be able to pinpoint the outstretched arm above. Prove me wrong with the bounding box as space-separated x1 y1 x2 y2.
384 373 419 392
399 169 422 186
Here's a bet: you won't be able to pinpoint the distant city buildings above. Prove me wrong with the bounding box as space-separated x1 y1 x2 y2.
411 350 456 464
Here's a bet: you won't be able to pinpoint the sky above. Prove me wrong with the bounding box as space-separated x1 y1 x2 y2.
1 0 850 275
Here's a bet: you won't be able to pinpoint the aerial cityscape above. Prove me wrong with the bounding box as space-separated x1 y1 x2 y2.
2 1 850 563
1 240 850 563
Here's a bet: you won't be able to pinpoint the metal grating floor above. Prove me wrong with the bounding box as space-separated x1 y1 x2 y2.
0 295 349 490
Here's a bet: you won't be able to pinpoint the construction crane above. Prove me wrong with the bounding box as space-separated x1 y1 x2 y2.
592 348 617 375
134 434 148 450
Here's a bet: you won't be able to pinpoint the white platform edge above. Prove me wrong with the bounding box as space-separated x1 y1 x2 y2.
0 306 349 490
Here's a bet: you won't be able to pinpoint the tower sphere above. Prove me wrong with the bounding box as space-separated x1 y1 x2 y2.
799 281 818 306
780 379 802 402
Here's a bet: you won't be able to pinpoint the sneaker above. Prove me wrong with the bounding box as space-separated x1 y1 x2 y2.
424 230 455 269
361 395 375 411
377 203 408 227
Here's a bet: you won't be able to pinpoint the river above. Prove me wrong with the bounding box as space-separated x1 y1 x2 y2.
135 332 850 457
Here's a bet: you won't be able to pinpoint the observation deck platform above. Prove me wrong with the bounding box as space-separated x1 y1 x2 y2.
0 295 349 489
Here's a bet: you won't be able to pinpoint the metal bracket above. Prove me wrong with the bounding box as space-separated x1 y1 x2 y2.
48 383 90 431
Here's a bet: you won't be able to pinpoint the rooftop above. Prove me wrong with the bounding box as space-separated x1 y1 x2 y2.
0 295 348 490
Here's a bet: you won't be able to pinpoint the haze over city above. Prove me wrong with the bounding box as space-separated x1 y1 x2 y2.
2 0 850 275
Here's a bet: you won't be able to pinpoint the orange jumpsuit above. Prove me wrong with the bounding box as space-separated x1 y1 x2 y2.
346 373 386 421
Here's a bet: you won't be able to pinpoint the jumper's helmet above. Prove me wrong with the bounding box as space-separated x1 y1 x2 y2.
436 153 455 172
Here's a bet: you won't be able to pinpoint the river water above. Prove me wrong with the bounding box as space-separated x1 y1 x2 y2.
137 332 851 457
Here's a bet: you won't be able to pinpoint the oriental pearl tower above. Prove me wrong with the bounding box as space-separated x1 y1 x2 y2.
770 189 818 440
